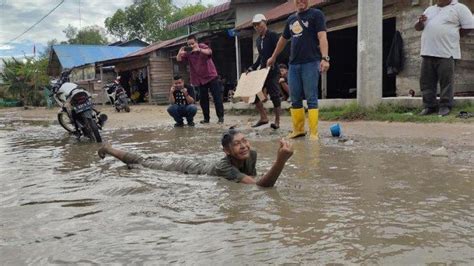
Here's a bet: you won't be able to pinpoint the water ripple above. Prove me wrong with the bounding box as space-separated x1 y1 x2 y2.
0 125 473 264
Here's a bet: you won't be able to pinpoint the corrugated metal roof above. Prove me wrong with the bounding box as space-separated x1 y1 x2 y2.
52 45 142 69
126 35 186 57
166 2 232 30
235 0 326 30
96 29 222 66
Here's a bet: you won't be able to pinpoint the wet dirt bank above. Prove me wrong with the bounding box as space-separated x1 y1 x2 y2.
0 105 473 164
1 105 473 264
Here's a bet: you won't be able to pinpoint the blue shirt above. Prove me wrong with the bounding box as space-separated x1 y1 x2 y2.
283 8 327 65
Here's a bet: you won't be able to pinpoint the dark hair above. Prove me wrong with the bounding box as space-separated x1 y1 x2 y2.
221 128 240 148
173 75 182 81
278 63 288 70
187 35 197 41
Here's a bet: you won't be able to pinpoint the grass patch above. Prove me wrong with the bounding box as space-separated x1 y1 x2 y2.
226 102 474 123
319 102 474 123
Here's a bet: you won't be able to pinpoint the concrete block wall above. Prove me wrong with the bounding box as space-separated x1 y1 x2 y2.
396 5 426 97
396 0 474 96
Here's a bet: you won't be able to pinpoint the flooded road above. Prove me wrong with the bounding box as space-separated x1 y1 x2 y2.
1 120 473 264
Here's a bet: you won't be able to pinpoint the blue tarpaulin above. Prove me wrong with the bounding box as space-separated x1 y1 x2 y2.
52 45 142 69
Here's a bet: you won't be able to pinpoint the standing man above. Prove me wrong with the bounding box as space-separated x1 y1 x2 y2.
167 75 197 127
415 0 474 116
247 14 282 130
267 0 330 140
177 35 225 124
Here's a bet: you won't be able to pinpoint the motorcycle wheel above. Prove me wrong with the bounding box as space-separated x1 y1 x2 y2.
123 102 130 112
57 112 76 133
81 113 102 143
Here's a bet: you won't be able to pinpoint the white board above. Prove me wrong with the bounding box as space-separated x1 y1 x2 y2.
233 68 270 104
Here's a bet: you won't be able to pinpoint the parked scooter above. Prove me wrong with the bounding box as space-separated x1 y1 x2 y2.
50 70 107 142
103 77 130 112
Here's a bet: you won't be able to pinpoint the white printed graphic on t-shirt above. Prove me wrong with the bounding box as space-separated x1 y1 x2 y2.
290 20 308 37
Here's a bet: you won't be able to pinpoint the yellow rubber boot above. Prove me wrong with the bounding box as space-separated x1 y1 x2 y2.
308 109 319 141
288 108 306 139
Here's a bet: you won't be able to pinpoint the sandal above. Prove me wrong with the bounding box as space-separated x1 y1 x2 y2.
270 123 279 130
251 121 269 128
456 111 473 119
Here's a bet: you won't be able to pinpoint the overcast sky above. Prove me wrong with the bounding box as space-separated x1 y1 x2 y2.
0 0 220 60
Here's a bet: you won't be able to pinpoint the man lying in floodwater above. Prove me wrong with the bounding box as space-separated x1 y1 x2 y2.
98 129 294 187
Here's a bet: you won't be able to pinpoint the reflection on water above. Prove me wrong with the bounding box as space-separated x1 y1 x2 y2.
0 122 473 264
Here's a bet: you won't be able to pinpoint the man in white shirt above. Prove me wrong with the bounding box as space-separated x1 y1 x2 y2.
415 0 474 116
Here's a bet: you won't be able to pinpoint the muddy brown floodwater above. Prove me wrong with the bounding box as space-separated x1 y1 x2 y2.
0 107 473 264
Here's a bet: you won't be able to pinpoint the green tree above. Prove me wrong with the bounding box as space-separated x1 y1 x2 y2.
0 57 50 106
105 1 209 43
104 9 128 41
63 24 108 45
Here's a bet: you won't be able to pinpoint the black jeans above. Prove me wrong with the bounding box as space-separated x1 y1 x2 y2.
420 56 455 109
198 78 224 121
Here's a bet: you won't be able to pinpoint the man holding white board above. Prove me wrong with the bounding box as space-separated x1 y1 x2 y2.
246 14 282 130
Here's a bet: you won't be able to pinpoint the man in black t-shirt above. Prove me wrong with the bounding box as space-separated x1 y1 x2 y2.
267 0 330 141
247 14 282 130
167 75 197 127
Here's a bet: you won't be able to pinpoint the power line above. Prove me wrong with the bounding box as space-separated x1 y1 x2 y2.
1 0 66 46
79 0 82 44
79 0 81 30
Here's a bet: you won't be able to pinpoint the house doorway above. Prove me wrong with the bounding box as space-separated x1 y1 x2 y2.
326 17 397 98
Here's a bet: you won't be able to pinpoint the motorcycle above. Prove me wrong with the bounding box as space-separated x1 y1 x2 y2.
50 70 107 142
103 77 130 112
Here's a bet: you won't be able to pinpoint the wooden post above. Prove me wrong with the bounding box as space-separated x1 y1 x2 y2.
235 35 241 83
147 64 152 104
100 64 105 106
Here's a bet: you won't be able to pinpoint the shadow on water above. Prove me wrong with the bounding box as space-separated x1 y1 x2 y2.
0 122 473 264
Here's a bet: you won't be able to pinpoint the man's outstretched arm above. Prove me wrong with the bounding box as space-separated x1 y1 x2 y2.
240 139 294 187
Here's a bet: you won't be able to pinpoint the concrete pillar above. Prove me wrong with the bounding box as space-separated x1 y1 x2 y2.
357 0 383 107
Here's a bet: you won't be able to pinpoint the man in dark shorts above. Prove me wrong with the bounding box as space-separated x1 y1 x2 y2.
247 14 282 130
97 129 294 187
